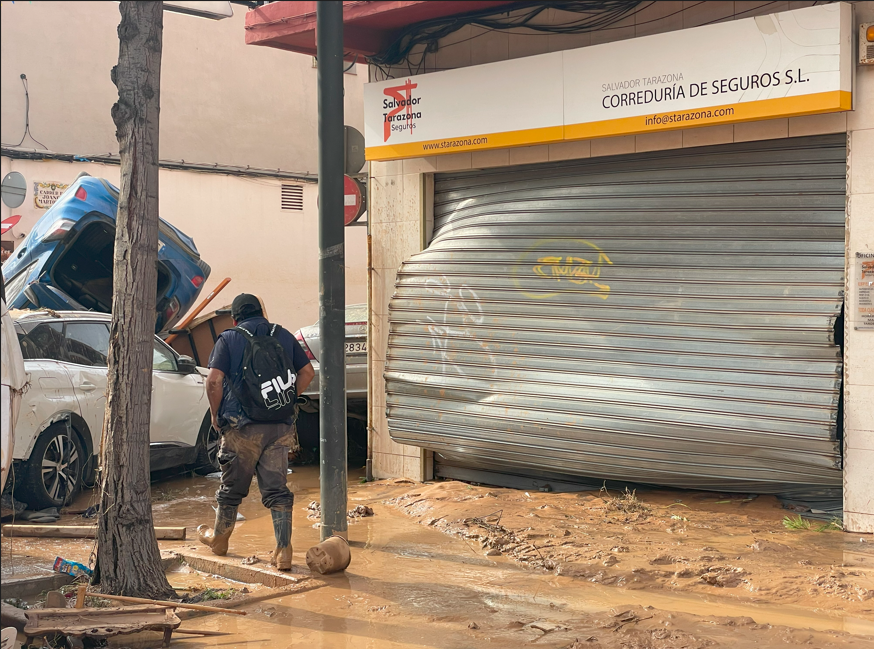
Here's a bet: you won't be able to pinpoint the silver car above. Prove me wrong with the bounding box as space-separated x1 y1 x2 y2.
293 304 368 401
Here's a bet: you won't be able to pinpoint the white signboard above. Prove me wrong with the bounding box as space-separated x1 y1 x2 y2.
364 3 852 161
364 52 564 161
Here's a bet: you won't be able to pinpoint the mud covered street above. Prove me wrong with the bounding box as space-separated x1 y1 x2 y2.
2 468 873 647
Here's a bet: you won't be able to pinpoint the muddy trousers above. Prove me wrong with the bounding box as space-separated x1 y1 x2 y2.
215 422 295 509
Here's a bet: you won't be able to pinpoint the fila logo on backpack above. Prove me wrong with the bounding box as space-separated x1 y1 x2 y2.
231 324 299 421
261 369 296 410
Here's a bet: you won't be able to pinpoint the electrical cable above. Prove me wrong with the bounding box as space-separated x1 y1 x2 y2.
2 74 48 150
367 1 647 68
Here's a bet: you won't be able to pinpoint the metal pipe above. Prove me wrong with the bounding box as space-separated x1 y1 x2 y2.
366 229 373 482
317 0 347 542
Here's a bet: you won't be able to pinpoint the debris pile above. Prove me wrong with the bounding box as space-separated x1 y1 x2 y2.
305 502 374 521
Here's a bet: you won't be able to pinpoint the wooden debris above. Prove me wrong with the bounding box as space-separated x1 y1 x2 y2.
23 605 180 647
1 525 186 540
75 584 87 609
86 592 247 616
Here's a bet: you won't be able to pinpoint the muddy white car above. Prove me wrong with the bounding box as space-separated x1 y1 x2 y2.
10 310 218 509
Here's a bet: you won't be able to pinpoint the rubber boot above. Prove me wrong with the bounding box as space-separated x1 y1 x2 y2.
270 506 293 570
197 505 237 556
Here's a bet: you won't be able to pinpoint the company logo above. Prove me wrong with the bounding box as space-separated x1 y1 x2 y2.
260 369 296 410
383 79 421 142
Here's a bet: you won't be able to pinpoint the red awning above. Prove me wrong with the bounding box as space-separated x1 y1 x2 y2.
245 1 521 60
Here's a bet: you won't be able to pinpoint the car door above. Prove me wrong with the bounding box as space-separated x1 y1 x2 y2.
13 321 80 461
62 321 110 458
150 339 206 448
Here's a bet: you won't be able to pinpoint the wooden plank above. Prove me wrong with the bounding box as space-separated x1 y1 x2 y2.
1 525 186 540
86 592 247 616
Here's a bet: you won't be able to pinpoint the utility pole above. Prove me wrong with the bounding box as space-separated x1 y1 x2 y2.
97 1 175 599
317 1 348 541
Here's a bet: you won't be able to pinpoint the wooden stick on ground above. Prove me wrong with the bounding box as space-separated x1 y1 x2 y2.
75 584 87 609
172 629 233 637
1 525 186 540
86 592 247 616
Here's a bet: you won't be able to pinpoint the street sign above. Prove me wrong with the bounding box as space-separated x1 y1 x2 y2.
344 175 366 225
1 172 26 208
1 215 22 235
344 126 365 175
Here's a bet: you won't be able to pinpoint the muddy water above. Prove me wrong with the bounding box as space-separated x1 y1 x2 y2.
4 468 873 648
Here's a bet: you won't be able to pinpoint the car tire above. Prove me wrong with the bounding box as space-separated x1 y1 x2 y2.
17 423 83 510
193 416 220 475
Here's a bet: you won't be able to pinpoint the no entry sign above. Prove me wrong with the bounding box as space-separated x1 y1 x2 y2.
344 175 366 225
1 215 22 235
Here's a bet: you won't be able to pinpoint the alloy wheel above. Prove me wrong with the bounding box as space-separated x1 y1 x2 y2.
41 433 80 503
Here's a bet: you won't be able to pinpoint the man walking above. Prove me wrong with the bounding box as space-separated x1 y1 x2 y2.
198 294 314 570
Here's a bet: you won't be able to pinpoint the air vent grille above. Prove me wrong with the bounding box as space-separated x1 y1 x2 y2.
281 184 304 211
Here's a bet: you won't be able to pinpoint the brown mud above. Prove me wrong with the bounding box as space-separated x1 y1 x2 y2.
3 468 873 647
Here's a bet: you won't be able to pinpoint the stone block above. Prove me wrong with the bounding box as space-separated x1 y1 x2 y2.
788 112 847 138
682 124 734 148
472 148 510 168
549 140 591 161
844 447 874 520
733 118 789 142
850 128 874 195
591 135 635 157
509 145 550 165
636 130 683 152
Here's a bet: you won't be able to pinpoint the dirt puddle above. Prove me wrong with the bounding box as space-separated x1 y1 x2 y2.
4 468 873 647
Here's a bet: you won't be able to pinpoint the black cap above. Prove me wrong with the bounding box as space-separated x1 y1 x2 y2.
231 293 262 319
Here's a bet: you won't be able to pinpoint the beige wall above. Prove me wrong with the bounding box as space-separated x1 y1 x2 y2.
0 1 365 173
2 1 369 331
368 1 874 532
1 157 368 334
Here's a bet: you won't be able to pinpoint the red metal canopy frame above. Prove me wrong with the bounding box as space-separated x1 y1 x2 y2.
245 1 521 60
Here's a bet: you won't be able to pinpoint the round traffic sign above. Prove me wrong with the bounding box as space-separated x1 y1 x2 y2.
1 172 26 208
1 214 22 235
344 175 366 225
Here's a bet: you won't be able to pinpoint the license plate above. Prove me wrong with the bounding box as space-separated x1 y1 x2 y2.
344 341 367 354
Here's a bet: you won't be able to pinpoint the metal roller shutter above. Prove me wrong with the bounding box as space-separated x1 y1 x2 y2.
386 134 845 494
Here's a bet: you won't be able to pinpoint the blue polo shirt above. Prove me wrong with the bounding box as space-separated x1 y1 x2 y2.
208 316 310 429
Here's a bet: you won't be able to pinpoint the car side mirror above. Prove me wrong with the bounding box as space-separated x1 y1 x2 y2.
177 355 197 374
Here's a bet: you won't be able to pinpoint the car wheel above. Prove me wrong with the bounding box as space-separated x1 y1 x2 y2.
193 418 220 475
17 423 83 510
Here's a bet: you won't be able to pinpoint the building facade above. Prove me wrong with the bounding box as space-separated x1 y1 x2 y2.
1 1 368 330
358 2 874 533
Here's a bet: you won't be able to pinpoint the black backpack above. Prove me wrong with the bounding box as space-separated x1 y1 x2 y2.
229 323 298 422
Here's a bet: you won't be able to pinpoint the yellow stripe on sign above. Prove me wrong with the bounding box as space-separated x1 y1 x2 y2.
365 125 564 162
364 91 851 162
565 90 851 141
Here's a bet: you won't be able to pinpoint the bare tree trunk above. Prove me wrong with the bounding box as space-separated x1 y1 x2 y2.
97 1 174 599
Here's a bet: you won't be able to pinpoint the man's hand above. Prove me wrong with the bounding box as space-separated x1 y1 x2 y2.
205 367 225 432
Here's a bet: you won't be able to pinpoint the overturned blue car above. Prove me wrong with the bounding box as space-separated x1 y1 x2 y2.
1 174 210 333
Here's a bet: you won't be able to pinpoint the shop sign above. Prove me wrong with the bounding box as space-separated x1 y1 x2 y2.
33 181 69 209
364 3 852 161
855 252 874 330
